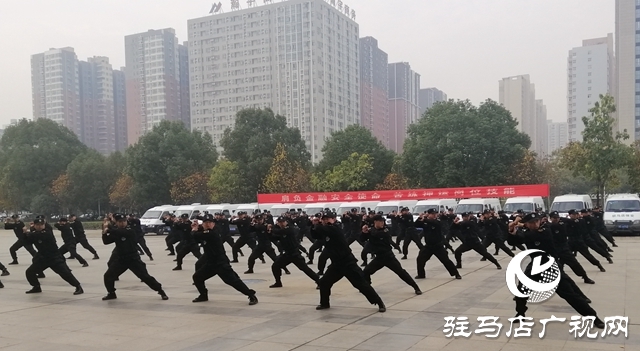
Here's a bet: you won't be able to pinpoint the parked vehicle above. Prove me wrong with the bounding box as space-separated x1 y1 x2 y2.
374 200 419 226
503 196 546 215
140 205 178 235
603 193 640 236
550 194 593 218
455 198 502 218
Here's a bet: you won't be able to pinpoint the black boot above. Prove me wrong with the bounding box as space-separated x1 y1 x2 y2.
158 290 169 300
456 262 462 269
316 304 330 310
93 254 100 260
8 260 18 265
269 281 283 288
102 292 117 300
0 280 4 288
1 269 9 277
377 301 386 313
244 269 254 274
192 295 208 302
248 294 258 305
74 286 84 295
583 277 595 284
26 286 42 294
598 264 606 272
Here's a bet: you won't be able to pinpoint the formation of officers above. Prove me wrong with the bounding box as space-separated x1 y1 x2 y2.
0 204 619 322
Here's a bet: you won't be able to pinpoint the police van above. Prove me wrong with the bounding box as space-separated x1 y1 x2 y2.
140 205 177 234
550 194 593 218
455 198 502 219
603 193 640 236
374 200 419 226
503 196 546 215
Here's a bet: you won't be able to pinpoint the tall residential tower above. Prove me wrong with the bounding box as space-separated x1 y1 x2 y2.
359 36 389 148
388 62 420 153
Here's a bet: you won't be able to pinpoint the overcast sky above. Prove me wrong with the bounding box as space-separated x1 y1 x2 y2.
0 0 614 126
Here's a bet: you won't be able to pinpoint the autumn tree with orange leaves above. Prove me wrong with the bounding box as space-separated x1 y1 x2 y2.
170 172 211 205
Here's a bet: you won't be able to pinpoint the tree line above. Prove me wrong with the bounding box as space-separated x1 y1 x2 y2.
1 95 631 215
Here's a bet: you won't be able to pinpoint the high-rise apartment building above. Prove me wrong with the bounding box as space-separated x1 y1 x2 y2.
79 57 116 154
113 68 128 152
615 0 636 141
359 36 389 148
535 99 548 156
419 87 447 116
388 62 420 153
31 47 81 136
547 120 568 155
187 0 360 161
567 34 614 142
178 42 191 129
124 28 184 145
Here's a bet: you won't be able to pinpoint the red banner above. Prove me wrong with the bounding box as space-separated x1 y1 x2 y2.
257 184 549 204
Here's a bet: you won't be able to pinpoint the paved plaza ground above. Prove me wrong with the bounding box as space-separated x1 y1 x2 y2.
0 230 637 351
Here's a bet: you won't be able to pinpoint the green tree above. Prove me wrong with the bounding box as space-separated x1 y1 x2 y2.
220 108 310 202
0 119 87 210
170 172 211 205
109 174 136 212
401 99 530 188
557 94 631 205
125 120 218 209
65 150 115 213
262 143 311 193
312 153 374 191
209 160 244 203
30 192 59 217
317 125 394 190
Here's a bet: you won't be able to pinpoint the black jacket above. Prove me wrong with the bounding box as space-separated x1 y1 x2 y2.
271 226 301 255
54 223 75 244
70 220 86 239
416 218 445 246
24 228 61 259
361 226 398 256
103 227 140 259
194 228 229 264
311 223 356 263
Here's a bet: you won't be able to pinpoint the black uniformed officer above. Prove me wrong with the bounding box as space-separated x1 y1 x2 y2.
192 214 258 305
69 214 99 259
5 215 37 264
313 212 386 312
580 210 614 258
102 214 168 301
128 214 153 260
591 207 617 247
509 213 605 329
55 217 89 267
172 214 202 271
23 217 84 295
214 212 235 251
163 213 181 255
548 212 595 284
362 215 422 295
566 210 607 271
0 261 9 287
269 217 319 288
245 215 289 274
415 209 461 280
453 213 502 269
397 207 424 260
231 212 256 262
478 210 514 260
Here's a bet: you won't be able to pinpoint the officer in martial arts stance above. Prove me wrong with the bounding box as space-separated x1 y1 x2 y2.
415 209 461 280
54 217 89 267
478 210 514 261
192 214 258 305
269 217 319 288
453 213 502 270
509 213 605 329
565 210 607 272
548 212 595 284
244 215 290 275
361 215 422 295
5 215 36 264
23 217 84 295
312 212 386 312
172 214 202 271
102 214 168 301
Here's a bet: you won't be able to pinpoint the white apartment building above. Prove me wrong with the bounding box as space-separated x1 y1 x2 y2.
547 120 568 155
187 0 360 161
615 0 636 141
535 99 548 156
567 34 614 142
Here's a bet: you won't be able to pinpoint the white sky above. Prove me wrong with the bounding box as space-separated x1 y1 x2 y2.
0 0 614 126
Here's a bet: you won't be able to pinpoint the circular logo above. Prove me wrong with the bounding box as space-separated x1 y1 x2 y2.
121 237 126 241
505 249 561 304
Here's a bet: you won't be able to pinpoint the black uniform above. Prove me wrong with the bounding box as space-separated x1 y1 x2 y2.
312 222 384 310
550 219 591 282
173 220 202 270
192 226 257 302
582 215 612 258
479 216 514 257
453 219 501 269
591 211 616 246
270 225 319 286
361 225 421 292
6 220 37 263
216 217 235 250
163 217 182 255
246 222 278 272
24 226 82 292
344 213 365 247
102 226 165 297
415 217 460 278
129 217 153 258
231 217 256 261
566 218 606 270
510 224 599 322
70 219 98 258
55 222 88 266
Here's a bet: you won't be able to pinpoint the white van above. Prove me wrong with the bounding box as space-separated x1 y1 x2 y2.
303 202 342 215
269 203 296 217
503 196 546 215
205 204 236 218
455 198 502 217
174 204 200 219
374 200 419 226
412 199 458 221
140 205 178 234
550 194 593 217
603 193 640 235
234 203 262 215
336 201 380 215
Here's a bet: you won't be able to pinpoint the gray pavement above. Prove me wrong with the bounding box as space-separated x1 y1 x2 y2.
0 230 637 351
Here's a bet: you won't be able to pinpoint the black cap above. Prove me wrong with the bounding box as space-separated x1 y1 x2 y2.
33 218 45 224
10 214 19 219
568 209 577 215
549 211 560 218
579 209 588 214
202 214 215 222
482 209 491 215
516 209 524 214
522 213 540 222
401 207 410 211
426 208 438 214
36 215 45 219
180 213 189 219
372 215 385 222
214 212 222 216
114 213 126 221
69 214 76 218
276 216 287 222
460 212 470 217
321 212 336 219
498 210 505 215
377 211 384 215
59 217 68 222
128 213 135 217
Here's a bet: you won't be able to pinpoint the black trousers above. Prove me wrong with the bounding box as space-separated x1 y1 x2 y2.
361 245 372 264
176 243 202 267
363 253 418 290
9 239 37 261
569 241 601 267
59 241 88 265
75 236 97 256
597 227 615 245
589 232 610 253
395 228 404 246
308 241 324 262
416 244 459 277
272 254 319 284
248 245 278 270
454 241 499 266
482 236 514 257
402 228 424 256
317 250 330 273
346 233 364 247
558 248 587 278
232 235 256 261
137 235 152 257
193 261 255 297
319 260 382 307
515 267 596 318
26 256 80 288
104 257 162 293
165 232 180 254
0 261 6 271
585 238 610 259
221 234 235 251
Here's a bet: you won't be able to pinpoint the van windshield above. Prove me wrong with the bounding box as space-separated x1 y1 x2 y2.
413 205 438 215
375 206 400 215
270 208 290 216
455 204 483 214
305 207 328 214
605 200 640 212
175 210 192 217
141 210 162 219
550 202 583 212
503 203 534 213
